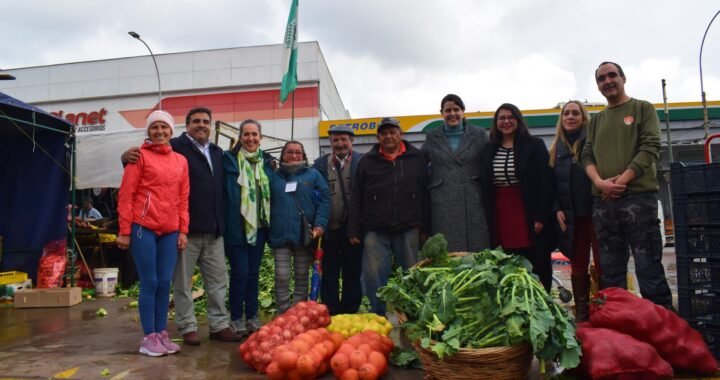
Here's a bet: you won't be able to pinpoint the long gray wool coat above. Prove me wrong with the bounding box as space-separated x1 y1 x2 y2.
422 124 491 252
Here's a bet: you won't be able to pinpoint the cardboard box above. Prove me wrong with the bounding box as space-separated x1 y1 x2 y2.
14 287 82 308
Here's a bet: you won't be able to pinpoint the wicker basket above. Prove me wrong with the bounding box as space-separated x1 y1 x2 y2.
393 251 534 380
413 341 532 380
396 311 532 380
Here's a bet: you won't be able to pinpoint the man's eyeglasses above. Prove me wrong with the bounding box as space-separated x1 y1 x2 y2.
596 71 619 83
498 116 516 122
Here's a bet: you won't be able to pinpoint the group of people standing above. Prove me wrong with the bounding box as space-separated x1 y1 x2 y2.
117 106 338 357
115 60 673 357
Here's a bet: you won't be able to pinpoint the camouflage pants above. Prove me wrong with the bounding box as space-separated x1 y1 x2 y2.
592 193 673 308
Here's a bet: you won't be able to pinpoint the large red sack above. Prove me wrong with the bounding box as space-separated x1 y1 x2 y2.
576 323 673 379
590 287 718 373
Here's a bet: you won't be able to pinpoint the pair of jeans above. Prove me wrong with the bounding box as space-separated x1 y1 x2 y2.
274 245 313 314
225 228 268 322
592 193 673 308
320 228 363 315
129 223 178 335
362 227 419 315
172 233 231 334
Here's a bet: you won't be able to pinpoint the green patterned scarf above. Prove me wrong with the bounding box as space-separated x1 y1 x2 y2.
237 148 271 246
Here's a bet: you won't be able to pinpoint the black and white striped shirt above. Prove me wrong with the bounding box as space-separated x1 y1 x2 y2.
492 147 520 186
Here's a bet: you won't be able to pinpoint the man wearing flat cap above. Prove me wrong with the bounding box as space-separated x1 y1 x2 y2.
313 124 363 315
348 117 429 315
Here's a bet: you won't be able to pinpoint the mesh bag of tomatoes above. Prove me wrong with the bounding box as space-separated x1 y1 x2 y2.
239 301 332 372
37 239 67 288
265 327 345 379
328 313 393 338
329 330 394 380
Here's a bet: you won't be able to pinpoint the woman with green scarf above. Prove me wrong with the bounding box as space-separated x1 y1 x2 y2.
223 119 274 334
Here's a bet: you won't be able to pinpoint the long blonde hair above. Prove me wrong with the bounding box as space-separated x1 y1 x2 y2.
548 100 590 167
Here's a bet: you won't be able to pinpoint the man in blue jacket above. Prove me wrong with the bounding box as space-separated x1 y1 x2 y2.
313 125 363 315
348 118 429 315
122 107 242 344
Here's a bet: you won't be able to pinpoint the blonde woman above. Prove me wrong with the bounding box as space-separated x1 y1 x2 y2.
548 100 600 322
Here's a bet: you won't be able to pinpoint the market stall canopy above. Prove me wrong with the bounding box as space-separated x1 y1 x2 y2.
0 91 72 136
0 91 73 279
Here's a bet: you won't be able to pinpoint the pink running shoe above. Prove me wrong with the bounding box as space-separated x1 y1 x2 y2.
139 332 168 357
159 330 181 354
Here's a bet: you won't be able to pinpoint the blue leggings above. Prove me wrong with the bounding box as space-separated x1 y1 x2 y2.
130 223 178 335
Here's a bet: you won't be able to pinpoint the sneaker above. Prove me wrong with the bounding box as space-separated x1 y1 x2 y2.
159 330 181 354
246 317 263 333
139 333 168 357
231 319 247 335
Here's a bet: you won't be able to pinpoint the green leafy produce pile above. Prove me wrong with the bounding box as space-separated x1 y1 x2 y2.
115 245 370 318
378 234 581 369
258 246 276 313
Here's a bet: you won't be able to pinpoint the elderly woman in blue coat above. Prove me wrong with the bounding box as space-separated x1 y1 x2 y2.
223 119 275 334
269 140 330 313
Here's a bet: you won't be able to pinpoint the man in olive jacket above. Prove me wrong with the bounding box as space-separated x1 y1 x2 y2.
582 61 672 309
348 117 429 315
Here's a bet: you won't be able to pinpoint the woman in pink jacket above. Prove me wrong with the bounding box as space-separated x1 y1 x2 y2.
117 110 190 357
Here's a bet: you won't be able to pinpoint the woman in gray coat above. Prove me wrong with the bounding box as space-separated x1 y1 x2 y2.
422 94 490 252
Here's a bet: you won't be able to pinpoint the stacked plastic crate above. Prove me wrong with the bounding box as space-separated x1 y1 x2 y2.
671 161 720 358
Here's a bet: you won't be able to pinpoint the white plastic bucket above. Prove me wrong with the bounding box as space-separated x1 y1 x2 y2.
93 268 119 297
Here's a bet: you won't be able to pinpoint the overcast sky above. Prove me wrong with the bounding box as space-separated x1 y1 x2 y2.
2 0 719 118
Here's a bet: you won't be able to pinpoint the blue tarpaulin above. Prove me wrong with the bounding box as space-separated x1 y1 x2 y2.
0 91 73 280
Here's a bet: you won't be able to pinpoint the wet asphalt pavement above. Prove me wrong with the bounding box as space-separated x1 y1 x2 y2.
0 248 704 379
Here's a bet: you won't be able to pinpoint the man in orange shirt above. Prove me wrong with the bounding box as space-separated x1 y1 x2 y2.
348 117 429 315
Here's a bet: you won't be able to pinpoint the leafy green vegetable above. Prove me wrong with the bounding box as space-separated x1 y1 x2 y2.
390 348 421 368
258 246 276 313
378 235 581 369
419 233 450 266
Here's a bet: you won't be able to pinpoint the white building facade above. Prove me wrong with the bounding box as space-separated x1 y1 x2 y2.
0 42 349 188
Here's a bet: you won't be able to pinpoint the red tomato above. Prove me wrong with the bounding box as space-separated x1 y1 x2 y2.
348 350 367 370
276 349 299 371
340 368 360 380
296 353 318 376
265 362 285 380
367 351 388 375
358 363 379 380
330 352 350 375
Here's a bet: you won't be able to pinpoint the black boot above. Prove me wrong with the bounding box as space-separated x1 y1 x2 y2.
572 274 591 322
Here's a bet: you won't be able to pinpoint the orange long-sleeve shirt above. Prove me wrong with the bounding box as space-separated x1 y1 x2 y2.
118 141 190 236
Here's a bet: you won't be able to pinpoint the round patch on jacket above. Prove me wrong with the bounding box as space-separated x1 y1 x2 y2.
623 116 634 126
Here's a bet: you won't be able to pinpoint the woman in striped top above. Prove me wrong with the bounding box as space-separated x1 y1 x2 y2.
480 103 556 290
